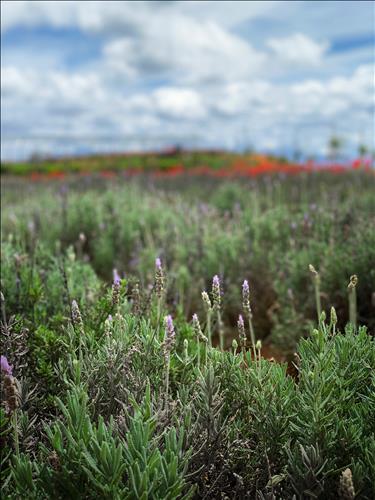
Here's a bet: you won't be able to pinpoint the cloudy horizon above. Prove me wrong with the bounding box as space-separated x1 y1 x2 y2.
1 0 374 161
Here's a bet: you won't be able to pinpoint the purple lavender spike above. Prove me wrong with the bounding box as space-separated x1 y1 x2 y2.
1 355 13 376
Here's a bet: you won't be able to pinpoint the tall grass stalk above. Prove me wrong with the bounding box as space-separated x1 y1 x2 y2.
309 265 322 322
242 280 257 362
348 275 358 330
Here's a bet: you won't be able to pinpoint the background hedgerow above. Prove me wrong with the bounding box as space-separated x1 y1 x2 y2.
1 170 374 499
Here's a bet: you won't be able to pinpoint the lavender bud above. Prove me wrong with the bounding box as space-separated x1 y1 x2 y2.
309 264 318 277
104 315 113 337
183 339 189 359
192 313 207 342
201 291 212 311
347 275 358 290
330 306 337 325
339 468 355 500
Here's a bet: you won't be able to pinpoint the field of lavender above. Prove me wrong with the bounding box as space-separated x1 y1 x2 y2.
1 169 375 499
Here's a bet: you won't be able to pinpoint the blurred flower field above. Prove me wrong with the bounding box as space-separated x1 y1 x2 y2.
1 150 373 179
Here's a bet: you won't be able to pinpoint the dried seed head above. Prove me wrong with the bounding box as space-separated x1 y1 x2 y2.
71 300 84 333
131 282 141 315
48 451 61 471
163 315 175 360
3 373 20 414
347 275 358 290
212 275 221 311
339 468 355 500
201 291 212 311
154 258 165 299
330 306 337 325
237 314 246 347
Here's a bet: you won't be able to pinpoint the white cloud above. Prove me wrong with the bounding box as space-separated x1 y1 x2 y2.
102 15 266 84
266 33 329 66
152 88 205 119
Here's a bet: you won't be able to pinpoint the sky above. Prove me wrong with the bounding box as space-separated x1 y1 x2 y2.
1 0 374 161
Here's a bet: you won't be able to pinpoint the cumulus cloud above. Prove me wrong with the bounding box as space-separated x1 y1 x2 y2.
102 16 266 84
266 33 329 66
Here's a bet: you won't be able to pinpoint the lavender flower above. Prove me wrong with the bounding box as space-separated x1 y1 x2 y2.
165 315 175 337
155 257 165 298
163 315 175 360
242 280 251 314
1 355 13 376
112 269 121 306
113 268 121 284
1 356 19 413
212 275 221 310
